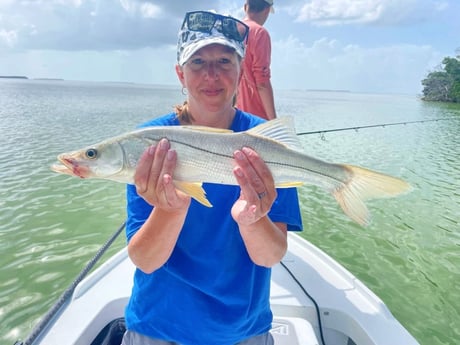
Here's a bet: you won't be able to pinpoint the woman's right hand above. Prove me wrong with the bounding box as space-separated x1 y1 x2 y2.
134 138 191 211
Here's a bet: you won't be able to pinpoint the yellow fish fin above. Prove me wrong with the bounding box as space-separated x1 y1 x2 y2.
174 181 213 207
275 181 304 188
246 117 305 152
181 125 233 134
333 164 412 226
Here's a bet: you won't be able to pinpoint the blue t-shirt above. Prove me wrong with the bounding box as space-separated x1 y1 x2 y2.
125 109 302 345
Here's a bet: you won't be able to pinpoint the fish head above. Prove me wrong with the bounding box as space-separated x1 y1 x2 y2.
51 141 125 179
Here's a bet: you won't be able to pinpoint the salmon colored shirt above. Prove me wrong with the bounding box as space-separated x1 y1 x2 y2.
236 19 272 120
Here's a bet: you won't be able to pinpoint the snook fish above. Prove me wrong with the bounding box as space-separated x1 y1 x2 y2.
51 117 411 226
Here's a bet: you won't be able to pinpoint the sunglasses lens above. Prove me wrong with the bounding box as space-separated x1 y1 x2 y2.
222 18 248 41
187 12 216 32
185 12 248 42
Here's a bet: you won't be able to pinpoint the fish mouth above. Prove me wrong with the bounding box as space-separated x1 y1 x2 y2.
51 156 89 178
50 163 74 176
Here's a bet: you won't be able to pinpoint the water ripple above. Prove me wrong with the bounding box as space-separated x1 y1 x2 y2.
2 82 460 345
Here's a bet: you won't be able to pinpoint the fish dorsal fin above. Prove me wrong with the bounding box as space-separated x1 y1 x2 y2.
247 117 304 152
181 125 233 134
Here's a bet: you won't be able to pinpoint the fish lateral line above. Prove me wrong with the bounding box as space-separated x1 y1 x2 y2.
50 116 413 226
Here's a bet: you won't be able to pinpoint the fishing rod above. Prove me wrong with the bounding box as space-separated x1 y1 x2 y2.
296 118 453 136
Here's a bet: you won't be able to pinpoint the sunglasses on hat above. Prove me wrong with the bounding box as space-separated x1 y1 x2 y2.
181 11 249 43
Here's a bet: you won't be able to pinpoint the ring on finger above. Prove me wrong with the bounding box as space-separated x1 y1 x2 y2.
257 191 267 199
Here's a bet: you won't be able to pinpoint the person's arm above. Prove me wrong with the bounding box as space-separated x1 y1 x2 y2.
253 28 277 119
256 80 276 120
231 147 288 267
128 139 191 274
239 217 287 267
128 206 188 274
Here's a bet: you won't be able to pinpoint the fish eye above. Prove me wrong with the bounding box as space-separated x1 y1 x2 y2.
85 148 98 159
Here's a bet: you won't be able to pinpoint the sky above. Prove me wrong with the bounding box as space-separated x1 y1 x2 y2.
1 0 459 94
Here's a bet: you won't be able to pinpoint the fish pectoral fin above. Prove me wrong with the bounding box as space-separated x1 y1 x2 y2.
174 181 212 207
275 181 304 188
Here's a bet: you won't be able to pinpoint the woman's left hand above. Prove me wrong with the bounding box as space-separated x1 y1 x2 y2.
231 147 277 226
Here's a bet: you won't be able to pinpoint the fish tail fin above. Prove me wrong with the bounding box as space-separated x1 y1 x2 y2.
333 164 412 226
174 181 213 207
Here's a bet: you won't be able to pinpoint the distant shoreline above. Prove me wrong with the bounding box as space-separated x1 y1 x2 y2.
0 76 64 81
0 75 28 79
34 78 65 81
0 77 351 93
305 89 350 93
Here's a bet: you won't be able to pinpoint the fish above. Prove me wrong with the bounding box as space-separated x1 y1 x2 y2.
51 117 411 226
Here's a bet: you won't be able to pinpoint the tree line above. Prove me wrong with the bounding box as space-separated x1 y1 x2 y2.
421 51 460 103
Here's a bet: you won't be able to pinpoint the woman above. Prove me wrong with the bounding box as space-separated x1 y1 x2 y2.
122 10 302 345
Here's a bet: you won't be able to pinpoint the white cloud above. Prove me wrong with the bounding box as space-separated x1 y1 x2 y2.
54 0 83 7
0 0 191 51
292 0 450 26
0 0 456 94
296 0 383 25
271 35 441 94
140 3 162 18
0 29 17 48
119 0 161 17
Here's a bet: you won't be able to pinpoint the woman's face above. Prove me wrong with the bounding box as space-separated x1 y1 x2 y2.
176 44 241 112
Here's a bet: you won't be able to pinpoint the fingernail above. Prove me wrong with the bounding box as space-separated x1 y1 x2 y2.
234 150 244 160
234 167 243 177
242 147 251 155
136 183 146 194
148 145 156 155
160 138 168 149
167 150 175 160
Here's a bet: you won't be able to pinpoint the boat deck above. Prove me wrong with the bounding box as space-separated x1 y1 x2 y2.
31 233 419 345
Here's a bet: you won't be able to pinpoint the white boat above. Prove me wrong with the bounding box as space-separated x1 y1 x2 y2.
15 232 420 345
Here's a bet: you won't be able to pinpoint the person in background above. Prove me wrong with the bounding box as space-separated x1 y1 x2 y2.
236 0 276 120
121 10 302 345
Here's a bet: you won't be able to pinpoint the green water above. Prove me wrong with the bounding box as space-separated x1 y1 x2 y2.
1 79 459 344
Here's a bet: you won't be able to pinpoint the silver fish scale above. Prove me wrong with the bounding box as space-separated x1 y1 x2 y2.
131 127 350 190
53 119 411 225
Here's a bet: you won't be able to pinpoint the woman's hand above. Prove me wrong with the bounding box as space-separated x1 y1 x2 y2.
134 138 191 212
231 147 287 267
129 139 190 273
231 147 277 226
